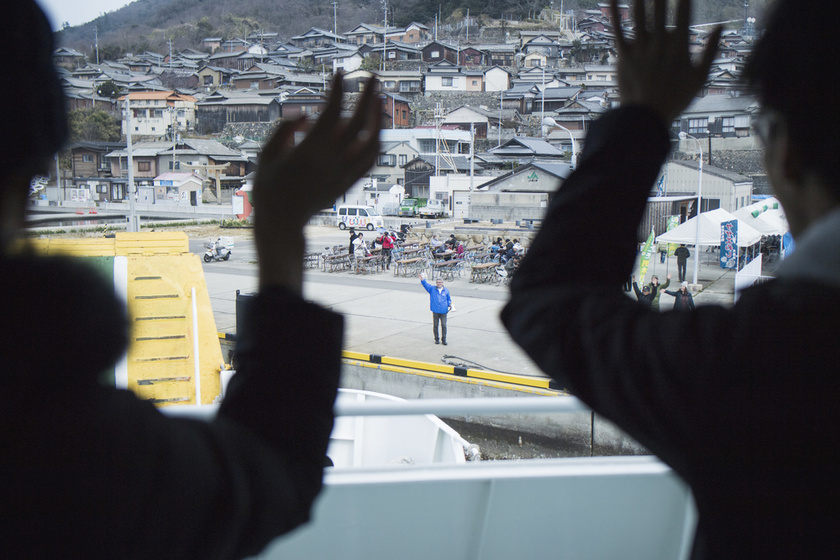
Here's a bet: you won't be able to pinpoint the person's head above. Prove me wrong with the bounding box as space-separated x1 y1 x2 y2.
1 1 68 240
680 281 688 292
435 278 443 288
349 227 355 233
651 275 659 285
744 0 840 232
642 286 650 295
358 233 363 238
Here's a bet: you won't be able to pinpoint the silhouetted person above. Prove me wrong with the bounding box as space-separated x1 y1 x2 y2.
503 0 840 557
1 3 382 557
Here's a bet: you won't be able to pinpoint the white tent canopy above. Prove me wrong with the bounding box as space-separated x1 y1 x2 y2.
733 207 789 236
656 208 763 247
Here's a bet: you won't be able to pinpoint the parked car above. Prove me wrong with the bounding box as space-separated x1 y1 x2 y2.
337 205 384 230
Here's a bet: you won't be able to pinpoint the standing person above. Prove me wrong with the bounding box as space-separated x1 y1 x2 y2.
674 244 690 282
1 4 383 557
631 275 654 307
502 0 840 557
380 229 394 269
348 227 359 255
649 273 671 311
353 232 370 256
665 281 695 311
418 273 452 345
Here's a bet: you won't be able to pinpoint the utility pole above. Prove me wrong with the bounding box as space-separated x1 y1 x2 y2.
333 2 338 35
124 97 139 232
170 107 178 172
469 121 474 191
95 26 99 65
381 0 388 72
54 153 62 206
434 103 444 178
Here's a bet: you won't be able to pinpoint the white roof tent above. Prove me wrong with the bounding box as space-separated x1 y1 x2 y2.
656 207 763 248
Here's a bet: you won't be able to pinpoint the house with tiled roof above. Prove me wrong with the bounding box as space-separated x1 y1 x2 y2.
676 94 759 140
488 137 566 164
443 105 523 139
53 46 86 69
290 28 346 49
119 91 197 137
104 139 247 203
345 23 387 46
422 41 459 64
195 90 280 134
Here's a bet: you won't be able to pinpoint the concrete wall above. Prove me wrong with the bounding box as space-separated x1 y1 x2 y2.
469 191 549 221
340 361 647 457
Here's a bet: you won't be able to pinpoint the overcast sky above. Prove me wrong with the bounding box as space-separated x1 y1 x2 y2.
38 0 134 30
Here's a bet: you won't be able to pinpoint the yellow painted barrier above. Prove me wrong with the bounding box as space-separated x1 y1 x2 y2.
27 232 222 406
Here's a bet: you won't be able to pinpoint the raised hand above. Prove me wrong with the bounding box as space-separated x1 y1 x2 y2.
254 73 382 292
610 0 722 126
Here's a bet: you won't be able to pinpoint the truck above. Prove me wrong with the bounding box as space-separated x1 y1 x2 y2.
399 197 426 217
418 199 448 219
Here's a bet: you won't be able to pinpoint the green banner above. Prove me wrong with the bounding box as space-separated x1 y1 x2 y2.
666 216 680 256
638 230 655 285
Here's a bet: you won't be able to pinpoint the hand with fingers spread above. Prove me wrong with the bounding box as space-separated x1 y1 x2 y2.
254 72 382 292
610 0 721 126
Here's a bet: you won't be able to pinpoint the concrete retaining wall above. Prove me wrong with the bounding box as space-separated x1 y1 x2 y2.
469 191 549 221
340 360 647 457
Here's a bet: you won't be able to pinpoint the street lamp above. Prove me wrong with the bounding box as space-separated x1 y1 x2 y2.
679 131 703 286
542 117 577 169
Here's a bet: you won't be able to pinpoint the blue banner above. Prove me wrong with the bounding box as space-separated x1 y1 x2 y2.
720 219 738 269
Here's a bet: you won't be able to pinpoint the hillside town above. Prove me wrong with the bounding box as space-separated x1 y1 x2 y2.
48 3 765 231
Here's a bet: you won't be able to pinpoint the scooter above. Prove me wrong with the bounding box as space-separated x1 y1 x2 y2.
204 237 232 262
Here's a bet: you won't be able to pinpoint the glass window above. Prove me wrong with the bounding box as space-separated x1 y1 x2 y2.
442 77 453 86
82 154 93 163
688 118 708 135
138 161 150 172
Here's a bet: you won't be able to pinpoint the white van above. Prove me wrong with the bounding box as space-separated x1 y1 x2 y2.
336 205 384 231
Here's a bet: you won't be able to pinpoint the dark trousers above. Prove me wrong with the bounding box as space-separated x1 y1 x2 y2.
383 247 392 268
432 312 447 342
677 261 687 282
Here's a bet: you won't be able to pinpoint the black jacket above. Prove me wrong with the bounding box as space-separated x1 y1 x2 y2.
2 255 341 559
502 107 840 559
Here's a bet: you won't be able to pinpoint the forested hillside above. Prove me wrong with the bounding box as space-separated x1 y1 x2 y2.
56 0 772 61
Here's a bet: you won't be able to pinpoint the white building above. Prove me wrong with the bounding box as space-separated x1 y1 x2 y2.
120 91 197 138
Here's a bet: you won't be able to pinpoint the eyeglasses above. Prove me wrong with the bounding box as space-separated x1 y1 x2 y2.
752 108 780 148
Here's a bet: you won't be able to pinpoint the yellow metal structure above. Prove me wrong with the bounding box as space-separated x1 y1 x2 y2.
28 232 224 405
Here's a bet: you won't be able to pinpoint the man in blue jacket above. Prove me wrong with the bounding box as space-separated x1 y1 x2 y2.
419 273 452 345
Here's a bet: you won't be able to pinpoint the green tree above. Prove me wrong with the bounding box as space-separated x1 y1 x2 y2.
68 109 121 142
98 44 124 62
96 80 122 99
360 54 381 72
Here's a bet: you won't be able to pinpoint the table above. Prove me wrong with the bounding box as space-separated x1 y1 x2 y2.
469 262 499 284
394 257 425 278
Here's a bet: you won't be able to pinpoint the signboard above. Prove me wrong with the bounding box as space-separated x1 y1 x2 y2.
720 219 738 269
